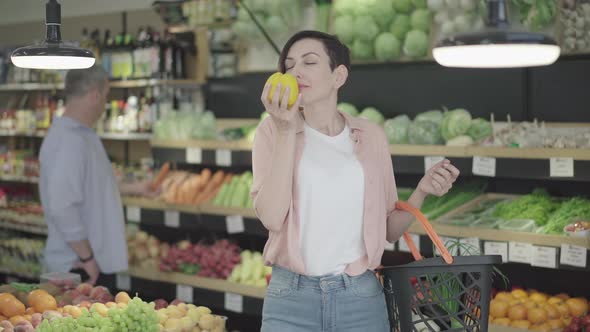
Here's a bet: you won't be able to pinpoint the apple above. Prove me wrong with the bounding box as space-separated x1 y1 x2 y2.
266 72 299 108
153 299 168 310
75 283 93 297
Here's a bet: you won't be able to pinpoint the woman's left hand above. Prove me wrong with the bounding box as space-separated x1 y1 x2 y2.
417 159 460 197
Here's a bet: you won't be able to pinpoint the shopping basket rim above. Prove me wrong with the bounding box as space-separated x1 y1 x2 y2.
377 255 502 272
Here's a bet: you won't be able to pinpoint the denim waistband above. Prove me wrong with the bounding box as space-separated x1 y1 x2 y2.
271 265 369 292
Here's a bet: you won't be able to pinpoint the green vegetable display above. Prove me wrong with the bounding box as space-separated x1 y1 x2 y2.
467 118 493 142
338 102 360 117
542 197 590 234
384 115 411 144
492 189 558 227
390 14 412 40
374 32 402 61
512 0 556 30
403 29 429 57
408 120 443 145
440 108 472 141
359 107 386 125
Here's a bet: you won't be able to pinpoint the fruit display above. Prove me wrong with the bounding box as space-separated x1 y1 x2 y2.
227 250 271 287
565 313 590 332
127 229 170 270
489 121 590 149
231 0 303 44
156 301 226 332
489 288 588 331
0 149 40 180
0 200 44 233
559 1 590 54
0 234 44 278
159 169 232 205
428 0 484 38
159 239 241 280
212 171 253 209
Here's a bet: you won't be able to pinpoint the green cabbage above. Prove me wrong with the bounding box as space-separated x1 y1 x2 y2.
265 16 288 36
440 108 472 141
332 15 355 44
467 118 493 142
338 102 359 117
403 30 429 57
411 9 432 32
445 135 474 146
390 15 412 40
352 39 375 59
354 15 380 42
368 0 397 30
384 115 411 144
413 0 428 8
393 0 413 13
415 110 443 124
409 120 443 145
333 0 358 16
374 33 402 61
359 107 385 125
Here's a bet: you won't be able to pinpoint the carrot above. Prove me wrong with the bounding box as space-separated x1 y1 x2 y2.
200 168 212 183
193 170 225 204
186 174 204 204
202 173 234 202
149 162 170 191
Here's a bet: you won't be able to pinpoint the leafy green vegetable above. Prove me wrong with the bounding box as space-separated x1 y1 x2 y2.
411 9 432 32
415 110 443 124
542 197 590 234
338 102 360 117
384 115 411 144
512 0 556 30
493 189 558 226
354 15 380 42
467 118 493 142
368 0 397 30
408 120 443 145
445 135 473 146
403 30 429 57
352 39 375 59
389 14 412 40
393 0 413 13
374 32 402 61
359 107 385 125
441 108 472 141
333 0 358 16
333 15 355 44
11 282 38 293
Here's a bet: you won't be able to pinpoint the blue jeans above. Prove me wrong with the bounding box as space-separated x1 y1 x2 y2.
261 266 390 332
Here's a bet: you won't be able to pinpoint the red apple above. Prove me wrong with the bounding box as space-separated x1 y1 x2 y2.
76 283 93 296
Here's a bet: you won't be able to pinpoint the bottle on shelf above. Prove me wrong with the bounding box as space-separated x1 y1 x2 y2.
149 29 162 79
124 95 139 133
102 29 114 78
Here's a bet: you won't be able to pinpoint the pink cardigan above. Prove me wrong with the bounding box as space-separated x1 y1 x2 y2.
250 111 399 276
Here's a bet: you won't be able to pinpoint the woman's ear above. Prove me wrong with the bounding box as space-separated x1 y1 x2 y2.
333 64 348 90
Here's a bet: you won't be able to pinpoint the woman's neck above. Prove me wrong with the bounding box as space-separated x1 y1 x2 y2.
302 95 345 136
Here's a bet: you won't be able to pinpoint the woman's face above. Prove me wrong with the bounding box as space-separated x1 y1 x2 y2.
284 38 345 106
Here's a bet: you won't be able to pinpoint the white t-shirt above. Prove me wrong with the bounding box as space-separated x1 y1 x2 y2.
298 122 366 276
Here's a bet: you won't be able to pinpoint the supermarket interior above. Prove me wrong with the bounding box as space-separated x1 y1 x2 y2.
0 0 589 331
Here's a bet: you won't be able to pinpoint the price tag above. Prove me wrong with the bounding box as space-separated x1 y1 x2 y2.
116 273 131 291
472 156 496 177
226 215 245 234
176 284 193 303
164 211 180 228
399 234 420 253
224 293 243 313
424 156 445 173
215 149 232 166
531 246 557 269
436 236 459 256
459 238 481 256
560 244 587 268
484 241 508 263
384 242 395 252
508 242 534 264
126 206 141 223
550 157 574 177
186 148 202 164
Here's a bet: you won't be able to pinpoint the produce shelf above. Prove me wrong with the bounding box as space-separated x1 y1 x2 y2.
0 174 39 183
0 269 40 281
0 79 203 91
0 83 63 91
0 130 151 141
0 219 47 235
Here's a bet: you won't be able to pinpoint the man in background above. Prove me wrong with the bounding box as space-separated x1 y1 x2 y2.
39 66 157 286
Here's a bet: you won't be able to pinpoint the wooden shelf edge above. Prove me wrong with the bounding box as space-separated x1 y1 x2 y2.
0 269 40 280
128 266 266 299
121 197 256 219
0 220 47 235
150 138 253 151
199 203 257 219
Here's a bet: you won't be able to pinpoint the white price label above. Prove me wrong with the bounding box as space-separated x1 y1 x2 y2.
126 206 141 223
472 156 496 177
484 242 508 263
531 246 557 269
550 158 574 177
384 242 395 252
437 236 459 256
560 244 587 268
186 148 203 164
215 149 232 166
508 242 534 264
459 238 481 256
424 156 445 173
176 284 193 303
399 234 420 253
164 211 180 228
116 273 131 291
224 293 243 313
226 215 245 234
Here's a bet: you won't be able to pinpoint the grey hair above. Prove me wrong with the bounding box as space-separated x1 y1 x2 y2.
64 66 109 99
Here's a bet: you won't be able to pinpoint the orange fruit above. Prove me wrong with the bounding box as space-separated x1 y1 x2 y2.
28 291 57 313
529 323 551 332
547 297 562 305
543 304 559 320
509 299 523 306
547 319 564 330
529 292 548 303
493 317 511 326
490 300 509 318
525 301 539 310
556 303 570 318
527 307 548 324
23 314 32 322
494 292 513 302
508 304 527 321
510 320 531 329
1 297 25 318
566 298 588 317
25 307 35 315
27 289 49 307
9 315 26 325
511 289 528 299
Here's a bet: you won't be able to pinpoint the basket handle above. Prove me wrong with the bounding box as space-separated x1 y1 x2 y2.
396 201 454 264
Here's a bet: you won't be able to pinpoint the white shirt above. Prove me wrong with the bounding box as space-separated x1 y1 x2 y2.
298 123 366 276
39 116 128 274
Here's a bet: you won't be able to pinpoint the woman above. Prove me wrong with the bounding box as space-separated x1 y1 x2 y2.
251 30 460 332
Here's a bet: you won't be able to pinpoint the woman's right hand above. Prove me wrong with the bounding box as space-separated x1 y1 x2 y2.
261 82 302 134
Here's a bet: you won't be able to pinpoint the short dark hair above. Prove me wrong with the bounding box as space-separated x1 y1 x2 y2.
64 66 108 100
278 30 351 73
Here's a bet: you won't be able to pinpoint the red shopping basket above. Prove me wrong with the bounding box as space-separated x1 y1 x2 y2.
378 201 502 332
